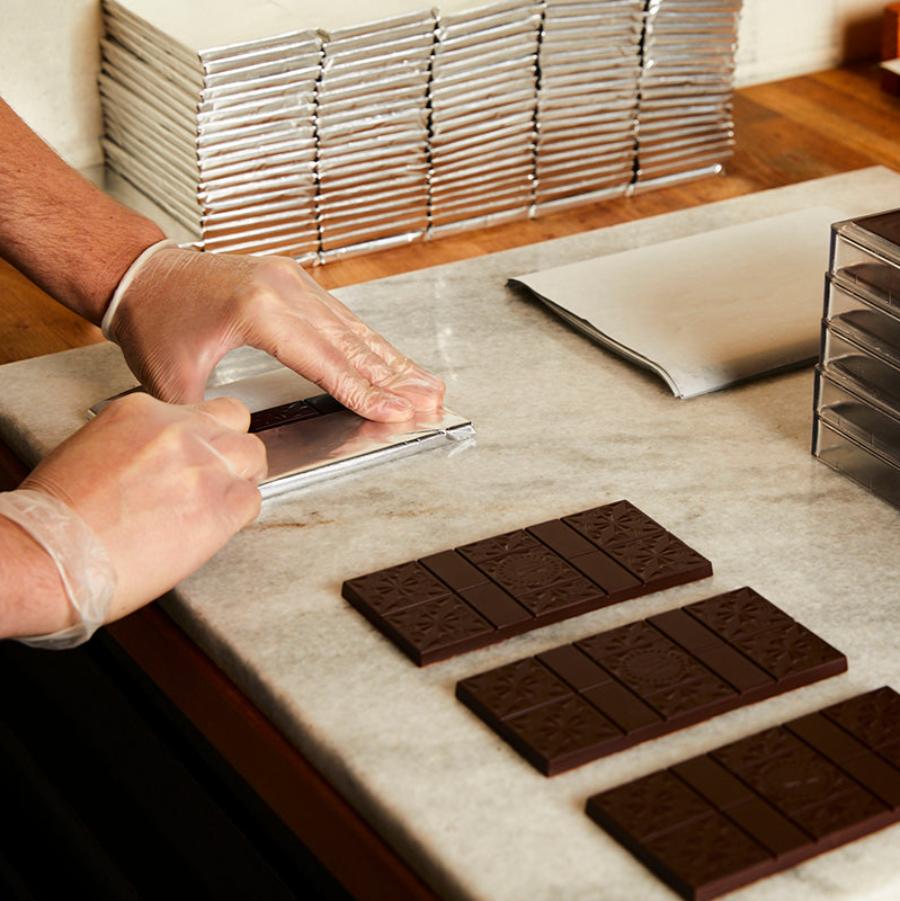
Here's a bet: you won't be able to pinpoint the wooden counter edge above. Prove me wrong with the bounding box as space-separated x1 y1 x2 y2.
0 440 438 901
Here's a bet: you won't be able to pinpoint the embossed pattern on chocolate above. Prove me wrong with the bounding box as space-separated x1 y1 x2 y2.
343 500 712 665
248 394 345 433
586 687 900 900
456 588 846 775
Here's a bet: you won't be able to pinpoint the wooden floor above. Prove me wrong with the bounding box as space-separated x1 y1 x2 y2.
2 63 900 366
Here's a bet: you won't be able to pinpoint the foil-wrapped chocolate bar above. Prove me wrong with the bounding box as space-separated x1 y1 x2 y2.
90 348 474 499
98 0 744 259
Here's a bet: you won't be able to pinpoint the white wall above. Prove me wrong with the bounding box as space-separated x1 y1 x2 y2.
1 0 102 169
0 0 887 168
736 0 884 86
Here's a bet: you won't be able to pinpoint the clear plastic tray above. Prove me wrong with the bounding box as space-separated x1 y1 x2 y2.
813 416 900 509
830 233 900 308
831 206 900 266
825 275 900 367
814 369 900 467
820 325 900 417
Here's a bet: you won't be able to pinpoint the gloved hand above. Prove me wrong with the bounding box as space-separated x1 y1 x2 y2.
2 392 265 644
106 247 445 419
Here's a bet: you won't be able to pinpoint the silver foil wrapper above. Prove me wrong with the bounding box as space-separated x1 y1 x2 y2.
99 0 743 260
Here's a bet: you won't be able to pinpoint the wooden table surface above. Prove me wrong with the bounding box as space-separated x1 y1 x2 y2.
1 64 899 900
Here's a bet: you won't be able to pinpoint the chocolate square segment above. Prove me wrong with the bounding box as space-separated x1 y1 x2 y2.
248 399 320 433
344 562 450 617
459 583 530 629
503 695 624 774
527 520 596 558
420 550 486 591
564 500 712 591
456 588 846 775
343 500 713 665
537 645 610 692
564 500 668 547
382 595 492 664
586 687 900 900
305 393 345 415
456 658 572 723
588 770 713 842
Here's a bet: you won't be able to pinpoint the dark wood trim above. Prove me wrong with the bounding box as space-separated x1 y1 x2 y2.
107 607 438 901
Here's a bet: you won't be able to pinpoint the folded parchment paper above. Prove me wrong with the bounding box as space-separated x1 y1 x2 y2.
510 206 847 398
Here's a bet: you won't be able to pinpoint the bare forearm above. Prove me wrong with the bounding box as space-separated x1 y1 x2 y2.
0 516 74 639
0 99 164 324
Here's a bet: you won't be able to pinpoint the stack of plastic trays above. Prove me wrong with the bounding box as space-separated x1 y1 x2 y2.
316 6 434 261
99 0 322 263
534 0 644 214
813 208 900 508
635 0 741 191
428 0 542 238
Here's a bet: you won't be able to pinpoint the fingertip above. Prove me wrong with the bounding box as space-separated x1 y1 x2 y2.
416 366 446 393
361 391 414 422
380 369 446 412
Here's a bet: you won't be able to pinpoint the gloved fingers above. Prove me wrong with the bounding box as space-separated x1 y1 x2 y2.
377 365 446 411
248 313 415 422
348 324 445 409
305 286 446 406
286 310 443 414
285 269 445 404
193 396 252 433
204 430 268 483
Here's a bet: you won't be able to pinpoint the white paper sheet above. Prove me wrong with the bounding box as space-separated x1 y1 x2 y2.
510 205 848 398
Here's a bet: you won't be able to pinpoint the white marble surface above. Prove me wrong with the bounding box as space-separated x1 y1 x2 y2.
1 168 899 900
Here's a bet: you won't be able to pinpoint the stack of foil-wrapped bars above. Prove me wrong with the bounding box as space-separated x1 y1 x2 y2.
316 7 433 260
635 0 739 190
429 0 543 236
99 0 742 262
534 0 644 213
814 208 900 509
100 0 321 262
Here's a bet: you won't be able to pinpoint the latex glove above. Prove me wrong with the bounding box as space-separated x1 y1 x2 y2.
107 248 445 419
8 392 265 640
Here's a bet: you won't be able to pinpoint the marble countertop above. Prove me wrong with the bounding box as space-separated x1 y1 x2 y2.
1 167 899 900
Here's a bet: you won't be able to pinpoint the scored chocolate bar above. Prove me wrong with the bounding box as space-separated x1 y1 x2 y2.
587 687 900 901
457 587 846 775
248 394 345 433
342 500 712 665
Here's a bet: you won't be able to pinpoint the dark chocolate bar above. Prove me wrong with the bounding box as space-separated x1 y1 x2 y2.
249 394 346 433
342 500 712 665
457 588 846 775
586 687 900 900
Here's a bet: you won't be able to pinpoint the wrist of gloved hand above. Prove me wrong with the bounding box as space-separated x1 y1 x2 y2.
101 238 177 342
0 489 117 649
